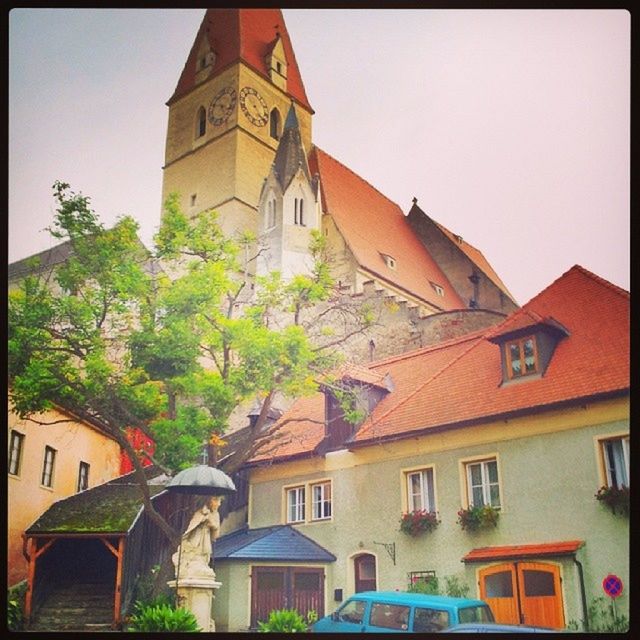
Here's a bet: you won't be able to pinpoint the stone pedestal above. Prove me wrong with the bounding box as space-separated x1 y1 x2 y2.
168 577 221 632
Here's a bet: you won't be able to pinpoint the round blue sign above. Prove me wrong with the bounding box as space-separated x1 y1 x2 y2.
602 574 623 598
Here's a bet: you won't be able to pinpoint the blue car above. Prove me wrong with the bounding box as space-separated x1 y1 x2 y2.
444 622 557 633
311 591 494 633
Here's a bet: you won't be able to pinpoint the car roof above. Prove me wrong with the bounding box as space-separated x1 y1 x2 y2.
348 591 488 608
444 622 556 633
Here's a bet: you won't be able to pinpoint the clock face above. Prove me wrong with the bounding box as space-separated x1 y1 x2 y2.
208 87 236 126
239 86 268 127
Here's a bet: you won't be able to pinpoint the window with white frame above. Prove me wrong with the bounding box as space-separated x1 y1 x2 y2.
9 430 25 476
311 481 332 520
286 486 306 523
406 468 436 512
41 446 57 488
466 458 501 508
77 461 90 493
601 436 629 488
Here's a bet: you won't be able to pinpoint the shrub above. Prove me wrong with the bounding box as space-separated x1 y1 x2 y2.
567 596 628 632
408 576 439 595
257 608 317 632
7 582 27 631
126 602 201 632
457 505 499 531
400 510 440 536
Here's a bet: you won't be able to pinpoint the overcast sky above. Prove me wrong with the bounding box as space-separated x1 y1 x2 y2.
8 8 629 304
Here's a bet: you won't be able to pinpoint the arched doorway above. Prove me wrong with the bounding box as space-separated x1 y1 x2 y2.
479 562 565 629
353 553 377 592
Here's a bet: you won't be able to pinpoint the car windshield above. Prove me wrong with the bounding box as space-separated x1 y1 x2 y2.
458 605 495 624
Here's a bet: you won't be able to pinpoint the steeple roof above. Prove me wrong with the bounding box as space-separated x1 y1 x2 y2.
168 9 312 111
272 104 311 191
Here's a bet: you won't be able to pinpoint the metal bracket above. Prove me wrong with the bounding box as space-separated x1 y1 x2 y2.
373 541 396 565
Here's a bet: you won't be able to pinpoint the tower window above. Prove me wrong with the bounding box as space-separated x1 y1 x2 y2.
294 198 305 226
190 194 197 207
276 61 282 74
267 198 277 229
270 108 281 140
196 107 206 138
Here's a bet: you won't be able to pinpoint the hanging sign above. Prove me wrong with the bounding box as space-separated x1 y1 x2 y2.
602 574 623 599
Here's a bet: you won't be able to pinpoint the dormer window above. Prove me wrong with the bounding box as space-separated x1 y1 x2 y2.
383 254 396 270
430 282 445 297
489 314 569 385
506 336 538 378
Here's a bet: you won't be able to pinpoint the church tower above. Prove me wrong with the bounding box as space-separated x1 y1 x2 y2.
161 9 313 240
256 105 320 280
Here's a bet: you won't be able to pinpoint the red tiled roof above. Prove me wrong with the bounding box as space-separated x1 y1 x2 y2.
168 9 312 111
249 265 628 463
309 147 466 311
434 220 516 303
462 540 584 563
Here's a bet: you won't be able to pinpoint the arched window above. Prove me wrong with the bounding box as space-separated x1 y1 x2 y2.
299 198 305 226
294 198 298 225
196 107 206 138
270 108 281 140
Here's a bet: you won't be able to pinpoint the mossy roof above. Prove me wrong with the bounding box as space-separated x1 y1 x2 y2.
26 481 167 535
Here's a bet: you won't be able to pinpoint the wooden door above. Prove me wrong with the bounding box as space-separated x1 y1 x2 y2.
479 563 519 625
479 562 565 629
354 554 377 592
251 566 325 628
291 568 325 620
251 567 287 628
517 562 565 629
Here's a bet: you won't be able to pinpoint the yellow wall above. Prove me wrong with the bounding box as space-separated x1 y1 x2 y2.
7 407 121 585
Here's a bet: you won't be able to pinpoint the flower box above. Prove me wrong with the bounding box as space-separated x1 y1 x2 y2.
595 485 629 516
399 510 440 536
456 505 499 531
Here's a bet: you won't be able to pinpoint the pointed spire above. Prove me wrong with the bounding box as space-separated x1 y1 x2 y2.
167 9 312 111
272 104 311 191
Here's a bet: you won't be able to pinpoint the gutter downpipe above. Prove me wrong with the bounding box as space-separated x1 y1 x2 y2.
573 555 589 632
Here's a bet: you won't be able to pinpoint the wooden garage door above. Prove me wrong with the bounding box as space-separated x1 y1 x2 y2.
251 566 324 628
479 562 565 629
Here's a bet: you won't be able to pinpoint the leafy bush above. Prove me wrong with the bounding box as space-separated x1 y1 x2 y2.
408 574 470 598
443 575 470 598
7 582 27 631
408 576 439 595
400 510 440 536
126 602 201 632
257 608 317 632
567 596 628 632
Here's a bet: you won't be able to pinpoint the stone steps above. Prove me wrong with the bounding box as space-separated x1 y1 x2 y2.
30 582 115 631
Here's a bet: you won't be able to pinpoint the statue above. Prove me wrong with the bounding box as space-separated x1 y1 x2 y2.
172 496 222 579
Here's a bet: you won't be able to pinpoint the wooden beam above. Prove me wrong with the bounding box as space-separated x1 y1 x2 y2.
24 537 36 622
113 537 126 628
34 539 56 559
99 536 119 557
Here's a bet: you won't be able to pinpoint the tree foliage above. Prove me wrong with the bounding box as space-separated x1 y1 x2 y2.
9 183 374 539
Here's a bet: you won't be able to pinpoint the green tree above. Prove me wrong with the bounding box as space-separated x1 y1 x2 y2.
9 184 374 540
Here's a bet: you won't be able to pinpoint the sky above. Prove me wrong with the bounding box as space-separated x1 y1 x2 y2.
8 8 629 305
